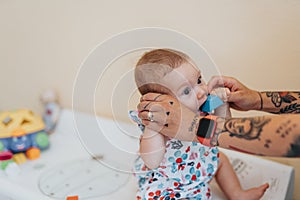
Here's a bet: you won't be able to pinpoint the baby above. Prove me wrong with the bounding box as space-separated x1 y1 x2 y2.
132 49 269 200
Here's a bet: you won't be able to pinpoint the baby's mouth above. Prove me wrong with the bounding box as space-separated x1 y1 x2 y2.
198 95 209 112
199 104 204 112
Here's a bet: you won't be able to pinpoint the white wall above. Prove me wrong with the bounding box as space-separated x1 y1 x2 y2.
1 0 300 198
1 0 299 116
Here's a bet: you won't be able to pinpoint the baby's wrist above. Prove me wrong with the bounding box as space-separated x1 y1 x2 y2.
195 115 225 147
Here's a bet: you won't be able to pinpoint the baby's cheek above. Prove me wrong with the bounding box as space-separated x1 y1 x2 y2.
183 98 199 112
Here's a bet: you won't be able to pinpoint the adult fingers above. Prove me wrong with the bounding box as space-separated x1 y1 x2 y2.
213 87 230 102
226 90 240 103
207 76 225 92
207 76 237 93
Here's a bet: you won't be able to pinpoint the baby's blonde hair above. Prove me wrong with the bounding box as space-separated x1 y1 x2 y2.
135 49 193 95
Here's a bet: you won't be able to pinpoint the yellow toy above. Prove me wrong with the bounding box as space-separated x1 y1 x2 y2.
0 109 49 161
13 153 27 164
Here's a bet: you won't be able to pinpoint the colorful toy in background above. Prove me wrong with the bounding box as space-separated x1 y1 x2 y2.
0 109 50 167
40 89 61 134
0 151 20 177
0 151 14 169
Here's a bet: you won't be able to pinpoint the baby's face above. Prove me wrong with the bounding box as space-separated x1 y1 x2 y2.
160 62 208 113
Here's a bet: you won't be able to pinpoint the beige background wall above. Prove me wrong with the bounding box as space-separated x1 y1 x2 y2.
1 0 299 199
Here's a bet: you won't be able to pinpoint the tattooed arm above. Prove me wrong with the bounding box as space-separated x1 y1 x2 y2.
184 113 300 157
207 76 300 114
138 93 300 157
262 92 300 114
216 115 300 157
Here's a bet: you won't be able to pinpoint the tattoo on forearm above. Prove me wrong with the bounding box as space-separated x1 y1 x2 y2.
265 120 297 150
188 114 199 133
266 92 297 107
275 120 297 138
264 139 272 148
266 92 300 113
224 117 271 140
273 103 300 114
286 135 300 157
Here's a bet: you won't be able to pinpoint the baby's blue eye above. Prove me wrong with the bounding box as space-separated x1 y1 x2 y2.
197 76 202 84
183 87 191 95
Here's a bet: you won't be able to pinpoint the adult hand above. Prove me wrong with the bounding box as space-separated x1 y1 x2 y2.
137 93 198 142
207 76 261 111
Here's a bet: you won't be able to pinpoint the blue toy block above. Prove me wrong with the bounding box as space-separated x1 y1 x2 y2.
200 95 224 113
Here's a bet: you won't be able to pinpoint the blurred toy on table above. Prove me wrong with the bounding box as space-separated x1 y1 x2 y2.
0 109 50 169
40 89 61 134
0 151 20 177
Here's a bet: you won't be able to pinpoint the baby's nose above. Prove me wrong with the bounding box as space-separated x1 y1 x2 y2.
196 85 208 99
196 87 208 99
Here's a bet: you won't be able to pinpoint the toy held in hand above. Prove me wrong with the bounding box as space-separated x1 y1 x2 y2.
200 94 224 113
